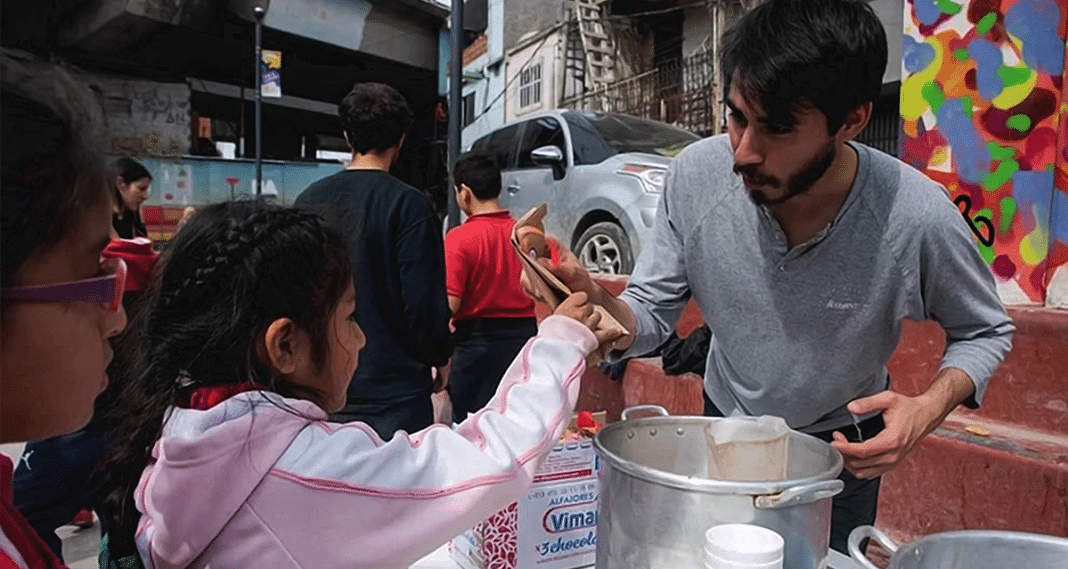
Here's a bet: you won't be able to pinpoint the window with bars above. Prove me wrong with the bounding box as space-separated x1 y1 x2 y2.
519 62 542 109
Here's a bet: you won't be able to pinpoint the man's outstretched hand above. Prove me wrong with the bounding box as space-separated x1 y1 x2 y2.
831 368 975 479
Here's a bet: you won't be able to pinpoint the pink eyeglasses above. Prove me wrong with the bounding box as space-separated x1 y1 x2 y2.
1 257 128 313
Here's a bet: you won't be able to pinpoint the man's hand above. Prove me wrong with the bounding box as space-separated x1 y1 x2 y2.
831 368 975 479
519 237 596 301
541 238 595 296
830 391 939 479
553 292 625 362
519 236 638 352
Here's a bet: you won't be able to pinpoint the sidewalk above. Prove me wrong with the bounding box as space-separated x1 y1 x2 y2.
1 439 472 568
1 442 98 568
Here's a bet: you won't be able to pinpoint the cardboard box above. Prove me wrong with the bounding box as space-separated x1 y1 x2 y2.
451 413 605 569
518 478 598 568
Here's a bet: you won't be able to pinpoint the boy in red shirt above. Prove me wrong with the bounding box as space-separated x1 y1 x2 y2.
444 152 538 423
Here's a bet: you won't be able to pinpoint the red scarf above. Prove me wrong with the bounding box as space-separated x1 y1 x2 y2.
179 382 260 410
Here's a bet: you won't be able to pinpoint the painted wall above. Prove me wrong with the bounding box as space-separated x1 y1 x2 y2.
503 0 566 55
899 0 1068 307
460 51 507 148
1051 65 1068 307
458 0 507 148
504 29 562 124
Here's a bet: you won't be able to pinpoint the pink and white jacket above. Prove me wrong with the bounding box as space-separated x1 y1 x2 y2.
134 316 596 569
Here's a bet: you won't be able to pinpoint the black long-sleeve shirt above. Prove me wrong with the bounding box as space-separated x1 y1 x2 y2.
296 170 453 401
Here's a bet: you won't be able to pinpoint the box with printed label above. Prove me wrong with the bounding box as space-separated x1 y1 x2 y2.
534 438 597 484
451 413 603 569
452 477 599 569
517 478 598 568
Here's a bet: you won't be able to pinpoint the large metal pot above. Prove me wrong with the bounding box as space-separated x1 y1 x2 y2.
593 405 845 569
849 526 1068 569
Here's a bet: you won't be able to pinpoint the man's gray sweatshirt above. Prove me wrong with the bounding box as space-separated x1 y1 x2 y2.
618 135 1013 433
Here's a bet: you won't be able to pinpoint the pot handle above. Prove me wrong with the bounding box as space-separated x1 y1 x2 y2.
753 479 843 509
848 525 898 569
621 405 669 420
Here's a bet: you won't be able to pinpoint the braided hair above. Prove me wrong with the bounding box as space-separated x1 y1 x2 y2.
98 200 353 556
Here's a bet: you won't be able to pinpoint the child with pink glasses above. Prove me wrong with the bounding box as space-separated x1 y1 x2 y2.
1 49 127 568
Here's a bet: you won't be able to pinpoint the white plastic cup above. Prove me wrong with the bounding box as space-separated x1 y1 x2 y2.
703 523 784 569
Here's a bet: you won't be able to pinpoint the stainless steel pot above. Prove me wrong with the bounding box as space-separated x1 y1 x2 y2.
593 405 844 569
849 526 1068 569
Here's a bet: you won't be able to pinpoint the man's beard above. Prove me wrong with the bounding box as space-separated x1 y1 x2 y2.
735 139 837 206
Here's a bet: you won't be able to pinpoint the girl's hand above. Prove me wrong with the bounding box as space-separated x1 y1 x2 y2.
554 292 599 333
554 293 624 355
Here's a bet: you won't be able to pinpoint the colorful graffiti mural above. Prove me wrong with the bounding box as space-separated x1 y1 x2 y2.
1051 59 1068 306
900 0 1068 305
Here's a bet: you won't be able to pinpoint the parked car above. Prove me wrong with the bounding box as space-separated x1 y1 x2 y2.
468 110 700 275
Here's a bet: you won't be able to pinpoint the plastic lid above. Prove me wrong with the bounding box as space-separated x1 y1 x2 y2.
704 524 785 564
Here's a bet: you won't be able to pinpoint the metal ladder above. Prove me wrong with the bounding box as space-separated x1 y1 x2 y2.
575 0 615 108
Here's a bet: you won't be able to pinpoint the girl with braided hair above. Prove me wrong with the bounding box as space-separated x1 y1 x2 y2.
98 200 618 569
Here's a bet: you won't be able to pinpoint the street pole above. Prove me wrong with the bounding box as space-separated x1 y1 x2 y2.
253 5 266 197
447 0 463 230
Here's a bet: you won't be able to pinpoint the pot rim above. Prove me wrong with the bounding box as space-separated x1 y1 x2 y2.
593 415 843 495
893 530 1068 559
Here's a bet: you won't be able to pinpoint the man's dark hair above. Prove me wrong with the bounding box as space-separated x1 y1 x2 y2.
720 0 888 134
338 82 413 154
453 152 501 201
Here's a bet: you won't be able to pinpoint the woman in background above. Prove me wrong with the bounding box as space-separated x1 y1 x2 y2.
111 158 152 239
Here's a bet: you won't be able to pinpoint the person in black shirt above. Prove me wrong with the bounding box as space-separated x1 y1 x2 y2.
295 83 452 439
110 157 151 239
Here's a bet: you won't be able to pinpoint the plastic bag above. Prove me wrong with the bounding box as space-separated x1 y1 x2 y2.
511 204 628 360
704 416 790 482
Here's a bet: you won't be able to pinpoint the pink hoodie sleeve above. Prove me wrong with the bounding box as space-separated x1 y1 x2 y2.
248 315 597 568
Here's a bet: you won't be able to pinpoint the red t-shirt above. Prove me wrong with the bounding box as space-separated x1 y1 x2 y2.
445 211 536 321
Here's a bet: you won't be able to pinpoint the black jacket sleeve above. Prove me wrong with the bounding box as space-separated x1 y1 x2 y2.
394 196 454 366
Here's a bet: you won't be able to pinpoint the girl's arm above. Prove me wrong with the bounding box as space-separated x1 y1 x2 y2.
260 315 597 568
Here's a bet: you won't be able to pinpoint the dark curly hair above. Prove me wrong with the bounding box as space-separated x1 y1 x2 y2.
720 0 888 134
98 200 353 557
338 82 413 154
453 151 502 201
